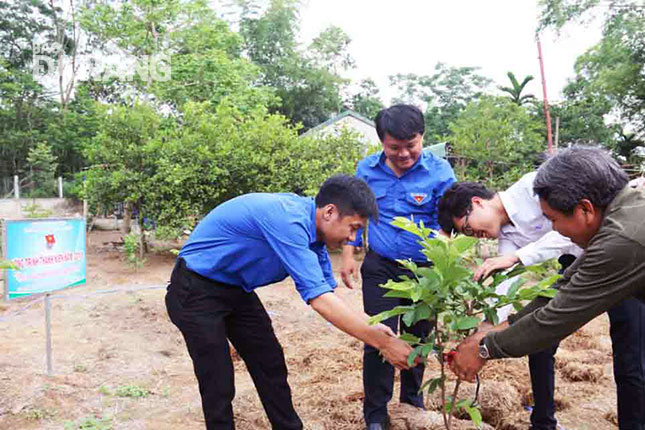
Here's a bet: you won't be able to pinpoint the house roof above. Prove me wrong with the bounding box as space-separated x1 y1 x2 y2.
301 110 375 137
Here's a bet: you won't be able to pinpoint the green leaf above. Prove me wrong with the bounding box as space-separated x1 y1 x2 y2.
483 308 499 325
505 277 525 299
402 309 416 327
368 306 415 325
419 376 444 395
538 287 558 298
452 235 478 253
465 405 483 427
407 345 423 367
399 332 421 344
410 286 422 302
383 290 414 299
455 316 480 331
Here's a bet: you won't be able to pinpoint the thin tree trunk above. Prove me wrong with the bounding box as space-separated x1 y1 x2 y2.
122 202 132 234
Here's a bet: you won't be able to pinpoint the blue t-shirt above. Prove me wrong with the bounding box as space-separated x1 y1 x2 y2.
349 149 456 262
179 193 337 303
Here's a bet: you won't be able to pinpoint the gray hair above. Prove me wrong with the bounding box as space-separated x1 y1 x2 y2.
533 146 629 214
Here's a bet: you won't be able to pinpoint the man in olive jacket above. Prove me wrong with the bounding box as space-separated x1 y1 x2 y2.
451 146 645 429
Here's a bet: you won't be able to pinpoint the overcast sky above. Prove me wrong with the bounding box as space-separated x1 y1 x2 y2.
298 0 603 104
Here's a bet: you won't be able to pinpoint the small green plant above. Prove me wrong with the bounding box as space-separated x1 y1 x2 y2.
115 384 149 398
123 233 146 269
370 217 559 429
63 415 113 430
23 202 53 218
98 385 111 395
22 407 55 420
74 364 88 373
161 386 170 397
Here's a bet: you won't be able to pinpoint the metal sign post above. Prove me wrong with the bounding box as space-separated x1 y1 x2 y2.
44 293 53 375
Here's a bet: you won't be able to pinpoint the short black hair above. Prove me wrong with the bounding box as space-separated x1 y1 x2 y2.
374 104 425 142
316 175 379 221
437 182 495 233
534 146 629 214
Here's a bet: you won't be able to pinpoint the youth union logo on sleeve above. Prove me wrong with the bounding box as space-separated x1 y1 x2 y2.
410 193 428 205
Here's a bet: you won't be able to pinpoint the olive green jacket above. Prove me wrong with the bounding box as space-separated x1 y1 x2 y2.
486 186 645 359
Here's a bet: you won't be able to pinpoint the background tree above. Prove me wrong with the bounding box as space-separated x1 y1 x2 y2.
239 0 348 130
26 142 58 197
539 0 645 154
346 78 385 120
449 96 544 188
390 64 492 145
498 72 535 106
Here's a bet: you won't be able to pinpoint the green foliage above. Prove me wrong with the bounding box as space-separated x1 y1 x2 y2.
82 98 364 240
539 0 645 150
123 233 146 269
371 217 559 429
449 96 544 189
23 202 54 219
115 384 150 398
390 63 492 144
498 72 535 106
239 0 348 130
22 407 55 421
27 142 58 197
64 415 113 430
347 79 384 120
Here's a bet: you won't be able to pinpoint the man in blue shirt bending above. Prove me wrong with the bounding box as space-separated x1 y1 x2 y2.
341 105 456 430
166 175 414 430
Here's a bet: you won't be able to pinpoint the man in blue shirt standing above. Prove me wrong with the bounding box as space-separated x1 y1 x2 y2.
166 175 415 430
341 105 456 430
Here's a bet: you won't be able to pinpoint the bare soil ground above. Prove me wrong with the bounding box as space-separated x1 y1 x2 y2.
0 231 618 430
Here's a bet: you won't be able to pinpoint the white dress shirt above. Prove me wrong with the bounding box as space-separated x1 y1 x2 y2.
498 171 582 265
493 172 582 322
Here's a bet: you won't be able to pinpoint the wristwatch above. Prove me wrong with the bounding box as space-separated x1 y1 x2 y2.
478 337 490 360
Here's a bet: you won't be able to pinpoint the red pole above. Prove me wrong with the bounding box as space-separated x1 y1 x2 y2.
537 37 554 154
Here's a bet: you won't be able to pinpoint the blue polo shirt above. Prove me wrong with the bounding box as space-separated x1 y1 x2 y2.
349 149 456 262
179 193 337 303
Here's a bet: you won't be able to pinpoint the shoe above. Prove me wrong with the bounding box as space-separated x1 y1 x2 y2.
366 419 389 430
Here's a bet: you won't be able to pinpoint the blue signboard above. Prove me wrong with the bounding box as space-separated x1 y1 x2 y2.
4 218 86 299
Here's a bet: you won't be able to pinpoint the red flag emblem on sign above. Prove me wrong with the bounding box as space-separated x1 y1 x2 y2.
410 193 427 204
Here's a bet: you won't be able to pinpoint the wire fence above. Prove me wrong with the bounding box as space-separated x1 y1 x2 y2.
0 284 168 323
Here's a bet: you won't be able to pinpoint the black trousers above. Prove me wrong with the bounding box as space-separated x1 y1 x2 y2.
165 259 303 430
529 255 645 430
361 250 432 425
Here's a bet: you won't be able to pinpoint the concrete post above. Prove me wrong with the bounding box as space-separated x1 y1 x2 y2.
13 175 19 199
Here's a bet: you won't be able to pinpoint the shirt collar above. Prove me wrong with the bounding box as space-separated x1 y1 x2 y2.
498 190 520 233
371 150 430 176
309 198 320 245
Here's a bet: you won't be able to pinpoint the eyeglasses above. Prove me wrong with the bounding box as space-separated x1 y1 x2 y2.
461 210 474 236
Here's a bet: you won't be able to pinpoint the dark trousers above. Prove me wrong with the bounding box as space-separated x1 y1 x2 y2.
608 298 645 430
529 343 559 429
165 259 303 430
529 257 645 430
528 255 573 430
530 299 645 430
361 250 432 425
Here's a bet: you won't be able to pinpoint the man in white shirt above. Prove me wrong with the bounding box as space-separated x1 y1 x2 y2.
438 172 645 430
